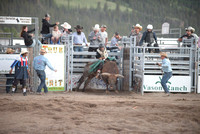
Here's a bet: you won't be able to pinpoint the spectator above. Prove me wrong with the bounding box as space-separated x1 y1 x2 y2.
190 27 199 44
178 26 194 42
33 49 57 95
139 24 159 53
9 50 30 96
157 52 172 96
5 48 15 93
72 25 88 58
110 32 122 52
99 25 108 46
51 25 62 44
129 24 143 46
60 22 72 44
41 13 59 44
20 26 42 47
88 24 102 53
178 26 194 47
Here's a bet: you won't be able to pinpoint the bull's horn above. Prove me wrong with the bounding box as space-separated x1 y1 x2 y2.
115 74 124 78
101 73 111 76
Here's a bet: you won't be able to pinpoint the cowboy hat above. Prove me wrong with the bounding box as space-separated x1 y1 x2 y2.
45 13 50 18
20 50 29 55
160 52 167 58
133 24 143 31
6 48 15 54
93 24 100 30
147 24 153 30
74 25 83 29
101 25 107 28
185 26 195 33
61 22 71 29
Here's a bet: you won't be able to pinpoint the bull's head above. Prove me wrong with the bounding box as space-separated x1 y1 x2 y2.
101 73 124 90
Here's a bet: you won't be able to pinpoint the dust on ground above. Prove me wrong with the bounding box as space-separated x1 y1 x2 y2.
0 91 200 134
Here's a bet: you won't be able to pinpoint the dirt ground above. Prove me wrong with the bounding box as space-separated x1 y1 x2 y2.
0 91 200 134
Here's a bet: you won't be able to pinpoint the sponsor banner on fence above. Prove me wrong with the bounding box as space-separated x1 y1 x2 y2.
0 54 18 74
67 74 107 90
42 45 65 91
0 16 32 25
143 75 191 92
198 76 200 94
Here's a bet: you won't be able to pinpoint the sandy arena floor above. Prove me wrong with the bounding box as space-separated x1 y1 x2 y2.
0 91 200 134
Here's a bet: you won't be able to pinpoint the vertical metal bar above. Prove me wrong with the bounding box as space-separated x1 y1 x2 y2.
129 37 133 91
64 42 67 92
11 33 13 46
33 17 39 92
70 35 74 91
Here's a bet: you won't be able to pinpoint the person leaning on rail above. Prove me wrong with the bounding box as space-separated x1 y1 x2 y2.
157 52 172 96
20 26 42 47
9 50 30 96
72 25 88 58
139 24 159 53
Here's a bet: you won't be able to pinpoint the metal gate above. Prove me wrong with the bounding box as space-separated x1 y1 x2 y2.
129 38 198 94
65 35 124 92
0 17 40 92
197 48 200 93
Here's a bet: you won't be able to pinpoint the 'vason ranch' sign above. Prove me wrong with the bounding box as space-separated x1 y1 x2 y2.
143 75 191 92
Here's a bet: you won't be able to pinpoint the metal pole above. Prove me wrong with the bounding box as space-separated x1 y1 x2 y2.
33 17 39 92
129 37 133 91
70 35 74 91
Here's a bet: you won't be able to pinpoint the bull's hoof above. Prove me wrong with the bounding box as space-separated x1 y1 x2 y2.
115 90 119 94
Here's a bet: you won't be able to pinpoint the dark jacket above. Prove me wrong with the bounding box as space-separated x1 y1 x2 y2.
21 29 35 46
41 19 56 34
139 31 157 46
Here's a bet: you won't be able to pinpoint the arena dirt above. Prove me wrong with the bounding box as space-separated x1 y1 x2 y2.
0 91 200 134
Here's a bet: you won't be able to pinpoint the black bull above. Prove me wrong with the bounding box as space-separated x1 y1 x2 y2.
76 61 124 93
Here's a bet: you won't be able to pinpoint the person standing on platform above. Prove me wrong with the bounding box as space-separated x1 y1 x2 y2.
33 49 57 95
72 25 88 58
99 25 108 46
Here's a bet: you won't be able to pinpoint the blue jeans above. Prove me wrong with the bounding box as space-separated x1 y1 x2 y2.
29 39 42 47
36 70 48 93
42 33 52 38
74 46 83 58
161 72 172 93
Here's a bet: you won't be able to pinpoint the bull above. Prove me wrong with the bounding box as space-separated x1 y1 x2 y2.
76 60 124 93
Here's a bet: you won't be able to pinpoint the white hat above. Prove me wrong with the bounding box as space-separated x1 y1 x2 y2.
20 50 29 55
61 22 71 29
133 24 143 31
185 26 195 33
147 24 153 30
93 24 100 30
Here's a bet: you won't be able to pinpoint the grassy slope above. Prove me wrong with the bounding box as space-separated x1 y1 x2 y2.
54 0 132 12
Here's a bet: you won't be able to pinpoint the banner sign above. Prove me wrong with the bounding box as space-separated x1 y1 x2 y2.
0 16 32 25
143 75 191 92
0 54 18 74
42 45 65 91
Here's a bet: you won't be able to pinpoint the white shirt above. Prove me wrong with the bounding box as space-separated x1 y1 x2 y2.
99 31 108 45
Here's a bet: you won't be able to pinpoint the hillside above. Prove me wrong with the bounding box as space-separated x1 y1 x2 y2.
0 0 199 39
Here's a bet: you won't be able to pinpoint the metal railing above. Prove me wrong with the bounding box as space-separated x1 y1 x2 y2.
65 35 124 92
